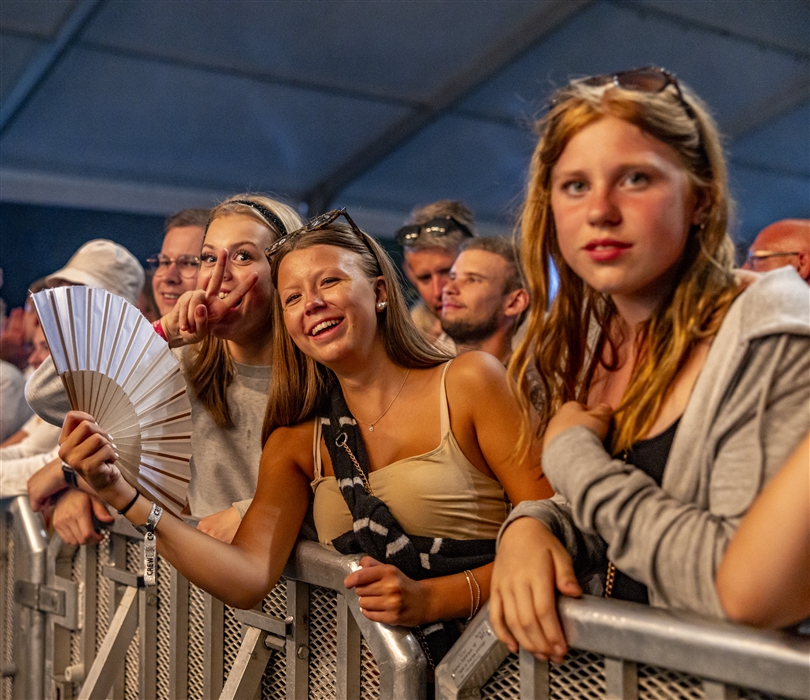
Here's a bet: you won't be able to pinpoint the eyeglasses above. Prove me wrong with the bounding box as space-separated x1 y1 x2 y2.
265 208 369 260
394 216 473 247
745 250 801 268
554 66 696 120
146 254 201 278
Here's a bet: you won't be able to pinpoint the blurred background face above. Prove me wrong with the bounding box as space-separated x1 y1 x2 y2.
152 224 205 316
404 247 459 315
27 325 50 370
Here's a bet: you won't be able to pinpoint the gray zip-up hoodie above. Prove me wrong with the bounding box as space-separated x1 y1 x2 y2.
501 267 810 617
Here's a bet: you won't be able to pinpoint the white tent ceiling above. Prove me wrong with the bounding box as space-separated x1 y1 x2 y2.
1 0 808 243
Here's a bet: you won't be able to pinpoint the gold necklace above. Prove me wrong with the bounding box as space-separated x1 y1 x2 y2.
353 369 411 432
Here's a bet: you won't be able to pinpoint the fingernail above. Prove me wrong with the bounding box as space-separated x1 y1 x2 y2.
553 644 565 657
111 442 118 449
535 653 548 662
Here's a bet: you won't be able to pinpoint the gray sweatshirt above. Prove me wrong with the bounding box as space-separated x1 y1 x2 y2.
501 267 810 617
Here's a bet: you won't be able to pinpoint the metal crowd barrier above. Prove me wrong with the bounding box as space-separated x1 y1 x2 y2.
3 494 809 700
435 597 810 700
1 495 425 700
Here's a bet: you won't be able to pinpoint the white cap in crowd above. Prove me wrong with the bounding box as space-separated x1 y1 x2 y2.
46 239 145 305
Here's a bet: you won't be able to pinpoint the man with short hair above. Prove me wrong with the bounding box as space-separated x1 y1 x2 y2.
396 200 475 340
441 237 529 366
744 219 810 283
149 208 208 316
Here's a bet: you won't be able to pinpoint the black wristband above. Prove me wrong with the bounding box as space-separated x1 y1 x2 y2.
117 491 140 516
61 462 78 489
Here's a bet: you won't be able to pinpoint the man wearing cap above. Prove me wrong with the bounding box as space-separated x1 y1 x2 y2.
396 200 476 343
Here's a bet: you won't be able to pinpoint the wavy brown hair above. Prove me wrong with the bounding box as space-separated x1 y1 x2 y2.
184 193 303 427
262 221 451 443
510 77 738 457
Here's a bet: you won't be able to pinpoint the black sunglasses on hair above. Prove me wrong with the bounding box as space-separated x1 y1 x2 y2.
394 216 473 247
265 208 369 260
553 66 696 120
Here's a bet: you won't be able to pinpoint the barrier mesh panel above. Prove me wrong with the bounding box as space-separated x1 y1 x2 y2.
124 540 141 700
550 649 605 698
638 664 704 699
308 585 338 697
1 513 13 700
481 651 519 699
223 604 240 682
155 555 172 700
261 577 288 700
187 583 206 699
95 532 111 652
360 636 381 700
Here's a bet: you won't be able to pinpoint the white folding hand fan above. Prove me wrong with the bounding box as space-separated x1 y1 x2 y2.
32 286 192 516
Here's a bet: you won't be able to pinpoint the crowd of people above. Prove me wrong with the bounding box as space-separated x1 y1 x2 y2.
1 66 808 670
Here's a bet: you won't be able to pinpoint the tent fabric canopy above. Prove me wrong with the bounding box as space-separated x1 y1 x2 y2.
1 0 807 244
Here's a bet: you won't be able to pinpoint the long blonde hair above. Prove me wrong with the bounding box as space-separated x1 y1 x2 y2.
262 221 450 443
510 76 738 457
184 193 303 427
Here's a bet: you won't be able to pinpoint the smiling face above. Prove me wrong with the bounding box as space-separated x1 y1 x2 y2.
200 213 276 345
551 115 701 318
277 244 384 370
152 224 205 316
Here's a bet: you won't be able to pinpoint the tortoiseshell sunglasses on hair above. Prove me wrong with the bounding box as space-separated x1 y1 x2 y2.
552 66 696 120
265 208 370 261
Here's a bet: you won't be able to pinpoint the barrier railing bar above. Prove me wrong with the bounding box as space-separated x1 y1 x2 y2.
8 497 48 700
139 576 158 699
519 649 549 700
286 579 310 699
603 657 636 700
202 592 224 700
107 532 127 700
218 625 277 700
703 679 739 699
436 597 810 700
284 540 427 699
77 585 138 700
169 568 190 700
336 593 361 700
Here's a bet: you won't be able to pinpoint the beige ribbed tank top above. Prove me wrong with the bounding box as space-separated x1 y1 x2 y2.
311 361 509 545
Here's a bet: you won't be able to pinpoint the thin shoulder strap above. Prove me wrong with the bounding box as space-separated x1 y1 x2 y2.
439 360 453 436
312 419 324 479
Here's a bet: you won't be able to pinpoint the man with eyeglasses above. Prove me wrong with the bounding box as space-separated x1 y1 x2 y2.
395 200 476 342
147 209 209 316
743 219 810 283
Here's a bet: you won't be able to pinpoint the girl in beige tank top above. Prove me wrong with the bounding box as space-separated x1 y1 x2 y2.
311 362 509 544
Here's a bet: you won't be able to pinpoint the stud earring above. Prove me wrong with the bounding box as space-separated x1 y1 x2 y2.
376 301 387 311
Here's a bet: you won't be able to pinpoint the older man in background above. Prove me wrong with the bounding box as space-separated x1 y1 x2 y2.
744 219 810 283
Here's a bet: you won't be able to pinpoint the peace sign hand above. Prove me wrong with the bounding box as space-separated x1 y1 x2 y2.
160 249 259 345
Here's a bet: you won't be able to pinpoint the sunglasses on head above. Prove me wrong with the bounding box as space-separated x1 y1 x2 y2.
395 216 473 247
265 208 371 260
553 66 696 120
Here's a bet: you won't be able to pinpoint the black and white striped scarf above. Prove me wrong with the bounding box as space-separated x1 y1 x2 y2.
321 383 495 663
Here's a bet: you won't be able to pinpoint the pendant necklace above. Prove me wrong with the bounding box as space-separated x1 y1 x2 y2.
354 369 411 432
